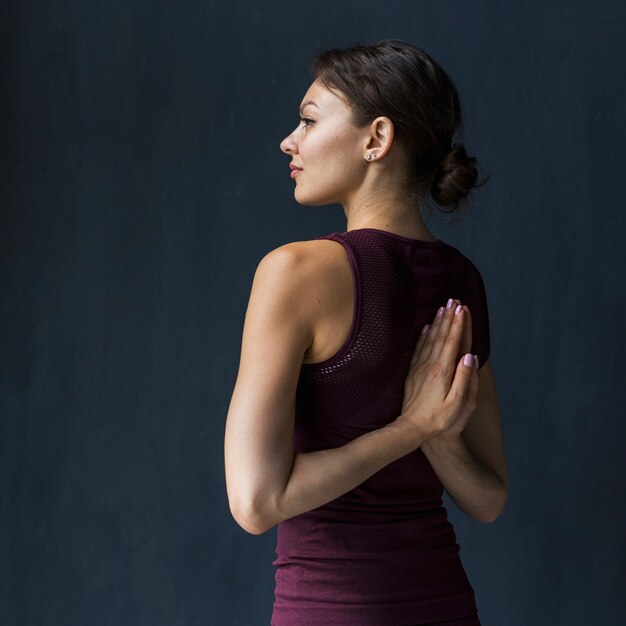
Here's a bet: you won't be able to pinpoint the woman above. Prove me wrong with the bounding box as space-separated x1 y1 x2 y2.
224 39 508 626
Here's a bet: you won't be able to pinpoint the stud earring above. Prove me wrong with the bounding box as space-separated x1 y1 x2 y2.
365 153 375 161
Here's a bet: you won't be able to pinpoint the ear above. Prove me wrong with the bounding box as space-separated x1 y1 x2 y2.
363 116 395 159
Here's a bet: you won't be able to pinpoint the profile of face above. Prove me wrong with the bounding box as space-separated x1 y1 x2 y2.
280 80 378 207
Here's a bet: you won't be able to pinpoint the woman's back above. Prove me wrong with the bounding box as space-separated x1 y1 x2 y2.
271 227 491 625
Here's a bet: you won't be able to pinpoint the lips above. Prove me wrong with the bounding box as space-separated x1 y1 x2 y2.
289 164 303 171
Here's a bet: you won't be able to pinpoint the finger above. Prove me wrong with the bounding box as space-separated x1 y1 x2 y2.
454 306 475 367
460 305 473 358
438 303 467 369
409 323 431 368
414 304 445 366
421 298 462 365
431 298 461 361
467 353 480 401
444 352 477 408
462 355 480 420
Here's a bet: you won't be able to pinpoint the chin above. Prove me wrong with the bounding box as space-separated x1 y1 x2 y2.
293 186 337 207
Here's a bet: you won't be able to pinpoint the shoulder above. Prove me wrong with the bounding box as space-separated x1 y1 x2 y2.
444 244 488 288
251 237 349 320
257 238 346 270
255 238 348 290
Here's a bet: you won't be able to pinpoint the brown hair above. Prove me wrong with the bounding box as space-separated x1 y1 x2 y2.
310 39 489 214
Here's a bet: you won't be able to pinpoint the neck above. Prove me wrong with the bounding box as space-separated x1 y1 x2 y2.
344 197 437 242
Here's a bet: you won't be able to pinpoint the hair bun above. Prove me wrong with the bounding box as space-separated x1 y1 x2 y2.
430 144 480 210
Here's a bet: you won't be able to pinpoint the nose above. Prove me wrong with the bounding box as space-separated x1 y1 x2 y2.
280 128 297 155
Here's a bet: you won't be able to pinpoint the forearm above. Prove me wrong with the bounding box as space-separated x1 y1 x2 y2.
420 434 507 522
262 421 420 532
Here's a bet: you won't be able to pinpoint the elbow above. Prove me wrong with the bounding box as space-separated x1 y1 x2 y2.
225 477 282 535
229 500 274 536
235 514 269 536
478 484 508 524
478 509 502 524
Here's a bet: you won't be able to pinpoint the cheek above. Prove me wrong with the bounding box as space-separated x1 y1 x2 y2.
309 130 358 168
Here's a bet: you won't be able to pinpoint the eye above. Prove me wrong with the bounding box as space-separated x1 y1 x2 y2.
300 117 314 127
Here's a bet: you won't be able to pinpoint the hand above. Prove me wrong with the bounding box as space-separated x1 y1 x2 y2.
455 299 475 368
395 298 480 445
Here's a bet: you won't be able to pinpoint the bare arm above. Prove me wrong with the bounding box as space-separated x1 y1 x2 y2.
224 244 310 535
420 358 508 523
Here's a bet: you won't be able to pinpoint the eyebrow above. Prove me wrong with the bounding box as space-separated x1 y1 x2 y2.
299 100 320 115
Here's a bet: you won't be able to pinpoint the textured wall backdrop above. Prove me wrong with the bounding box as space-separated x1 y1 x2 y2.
1 1 624 624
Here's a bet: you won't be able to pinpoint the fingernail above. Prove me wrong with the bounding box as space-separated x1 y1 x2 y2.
437 307 445 318
474 354 479 368
421 324 429 334
446 298 454 309
463 353 474 367
454 304 462 316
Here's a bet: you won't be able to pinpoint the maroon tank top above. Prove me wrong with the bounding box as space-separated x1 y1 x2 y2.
271 228 490 625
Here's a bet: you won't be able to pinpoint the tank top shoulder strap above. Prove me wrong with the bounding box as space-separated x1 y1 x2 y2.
300 231 362 371
311 232 360 281
313 231 343 243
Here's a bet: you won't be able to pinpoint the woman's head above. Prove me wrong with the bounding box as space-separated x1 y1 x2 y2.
280 39 487 213
279 78 377 208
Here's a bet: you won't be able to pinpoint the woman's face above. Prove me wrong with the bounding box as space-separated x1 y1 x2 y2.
280 80 369 207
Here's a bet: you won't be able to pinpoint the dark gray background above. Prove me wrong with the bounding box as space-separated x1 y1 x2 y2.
1 1 624 624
